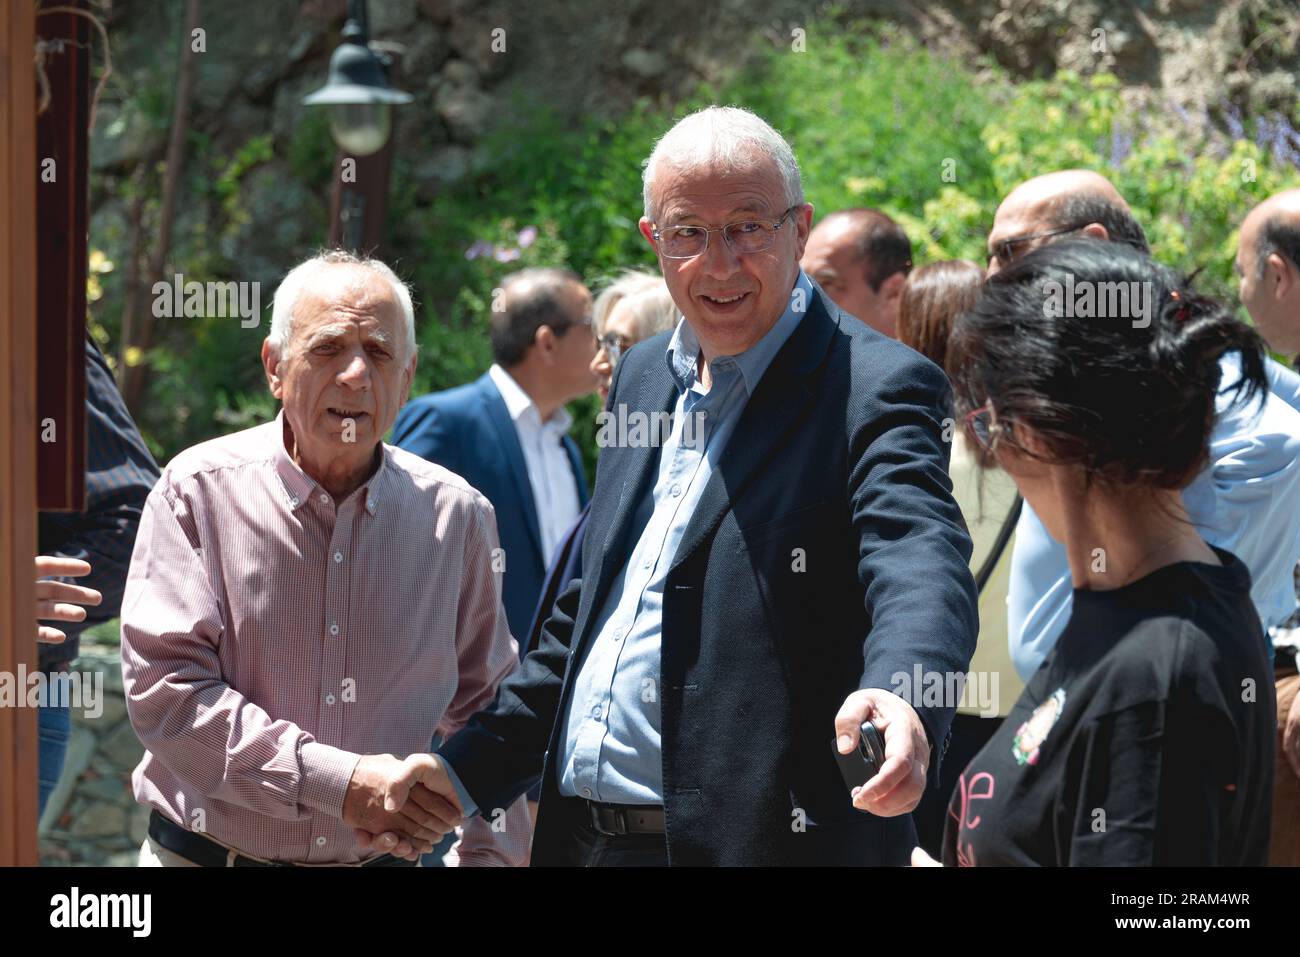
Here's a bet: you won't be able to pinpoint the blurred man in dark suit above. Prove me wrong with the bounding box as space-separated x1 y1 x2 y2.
393 269 597 649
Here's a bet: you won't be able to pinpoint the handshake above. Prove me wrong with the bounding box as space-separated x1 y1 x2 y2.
341 753 466 862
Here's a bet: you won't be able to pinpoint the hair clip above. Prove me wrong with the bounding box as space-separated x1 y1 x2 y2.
1169 289 1191 323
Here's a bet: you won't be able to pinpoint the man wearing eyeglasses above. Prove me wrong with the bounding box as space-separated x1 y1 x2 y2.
390 106 979 866
985 169 1148 275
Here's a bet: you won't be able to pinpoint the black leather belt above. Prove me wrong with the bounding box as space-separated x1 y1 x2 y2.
583 800 666 836
148 810 417 867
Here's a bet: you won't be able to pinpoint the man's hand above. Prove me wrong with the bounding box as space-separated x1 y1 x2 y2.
36 556 101 644
835 688 930 816
342 753 464 861
1284 683 1300 780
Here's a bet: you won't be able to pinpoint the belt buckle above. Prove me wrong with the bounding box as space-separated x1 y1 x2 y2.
589 802 626 837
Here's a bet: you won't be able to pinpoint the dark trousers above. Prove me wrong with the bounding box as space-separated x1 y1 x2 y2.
553 799 669 867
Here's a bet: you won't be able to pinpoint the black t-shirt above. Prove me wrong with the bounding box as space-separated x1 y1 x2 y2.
942 546 1275 866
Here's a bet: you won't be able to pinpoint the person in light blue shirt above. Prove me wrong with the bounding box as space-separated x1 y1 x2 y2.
988 170 1300 680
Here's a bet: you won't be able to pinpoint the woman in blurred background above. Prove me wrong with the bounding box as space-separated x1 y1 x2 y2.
918 238 1275 866
588 269 680 405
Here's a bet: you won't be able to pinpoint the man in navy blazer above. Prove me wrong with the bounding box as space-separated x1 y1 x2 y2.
392 269 596 649
371 107 978 866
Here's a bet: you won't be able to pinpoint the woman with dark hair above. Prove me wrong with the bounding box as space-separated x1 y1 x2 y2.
916 238 1276 866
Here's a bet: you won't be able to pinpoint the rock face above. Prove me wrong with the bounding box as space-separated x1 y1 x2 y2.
912 0 1299 121
89 1 1295 188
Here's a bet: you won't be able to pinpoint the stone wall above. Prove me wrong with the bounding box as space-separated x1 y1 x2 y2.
38 637 147 867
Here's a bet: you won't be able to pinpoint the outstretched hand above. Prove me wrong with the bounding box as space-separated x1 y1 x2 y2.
834 688 931 817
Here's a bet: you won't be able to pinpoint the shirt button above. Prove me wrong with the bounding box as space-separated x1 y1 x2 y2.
333 551 343 563
642 557 652 569
367 498 376 511
590 705 601 719
325 693 336 705
315 836 326 848
289 496 299 507
319 493 329 504
670 483 681 497
613 627 624 642
582 787 592 798
329 622 340 636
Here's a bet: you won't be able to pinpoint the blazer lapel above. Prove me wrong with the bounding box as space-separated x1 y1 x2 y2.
669 292 838 575
581 359 677 638
480 375 544 563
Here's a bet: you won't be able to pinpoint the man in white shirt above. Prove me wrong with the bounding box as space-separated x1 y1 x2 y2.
393 268 598 647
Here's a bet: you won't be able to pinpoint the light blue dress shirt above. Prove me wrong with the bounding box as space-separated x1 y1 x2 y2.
552 272 814 805
1007 353 1300 681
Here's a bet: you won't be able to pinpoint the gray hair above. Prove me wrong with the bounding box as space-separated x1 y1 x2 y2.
641 106 804 220
592 269 679 341
268 250 416 360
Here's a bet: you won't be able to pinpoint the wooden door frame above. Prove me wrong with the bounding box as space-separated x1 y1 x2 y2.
1 0 41 866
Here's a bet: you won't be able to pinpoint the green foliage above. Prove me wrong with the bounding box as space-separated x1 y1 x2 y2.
99 13 1300 475
984 69 1300 301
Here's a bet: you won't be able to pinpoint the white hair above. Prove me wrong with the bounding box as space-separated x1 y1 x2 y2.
593 269 678 340
268 251 416 360
641 105 804 220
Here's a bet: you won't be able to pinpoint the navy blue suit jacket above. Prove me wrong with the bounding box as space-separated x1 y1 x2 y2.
439 287 978 865
392 373 589 650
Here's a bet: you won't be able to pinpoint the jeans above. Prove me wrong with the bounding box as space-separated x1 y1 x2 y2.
38 700 71 817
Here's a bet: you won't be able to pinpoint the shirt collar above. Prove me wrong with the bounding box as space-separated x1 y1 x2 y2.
488 363 573 435
665 270 813 396
271 409 387 516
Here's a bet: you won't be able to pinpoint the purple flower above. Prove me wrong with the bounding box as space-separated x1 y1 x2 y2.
1223 103 1244 141
1108 127 1134 168
517 225 538 248
494 246 521 263
464 239 493 261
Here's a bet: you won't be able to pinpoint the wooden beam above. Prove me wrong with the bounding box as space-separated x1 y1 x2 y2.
0 0 42 866
35 1 89 512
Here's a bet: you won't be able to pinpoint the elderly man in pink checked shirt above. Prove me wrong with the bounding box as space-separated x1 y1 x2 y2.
121 250 529 867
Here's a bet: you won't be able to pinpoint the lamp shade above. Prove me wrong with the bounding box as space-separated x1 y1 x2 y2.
303 31 412 155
